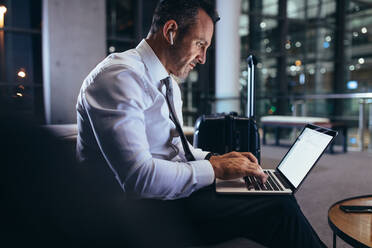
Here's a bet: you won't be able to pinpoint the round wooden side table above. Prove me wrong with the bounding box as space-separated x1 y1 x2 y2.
328 195 372 248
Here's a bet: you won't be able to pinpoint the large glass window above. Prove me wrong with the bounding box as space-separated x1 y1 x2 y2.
240 0 372 148
0 0 42 121
346 1 372 93
106 0 137 54
106 0 158 54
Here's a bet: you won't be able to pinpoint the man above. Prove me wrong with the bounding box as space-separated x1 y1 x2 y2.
76 0 326 247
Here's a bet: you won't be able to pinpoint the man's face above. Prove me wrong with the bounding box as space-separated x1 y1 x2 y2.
168 9 214 79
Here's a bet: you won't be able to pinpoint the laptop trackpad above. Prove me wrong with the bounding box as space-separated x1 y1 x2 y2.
216 178 245 188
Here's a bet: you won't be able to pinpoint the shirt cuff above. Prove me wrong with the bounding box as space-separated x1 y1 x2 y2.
190 147 209 160
189 160 215 188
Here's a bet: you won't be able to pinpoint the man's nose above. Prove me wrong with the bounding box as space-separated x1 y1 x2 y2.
197 48 207 64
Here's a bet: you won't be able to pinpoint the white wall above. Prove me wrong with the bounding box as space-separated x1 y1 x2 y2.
42 0 106 124
215 0 241 113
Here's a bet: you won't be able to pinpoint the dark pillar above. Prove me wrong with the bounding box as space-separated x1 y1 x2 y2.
142 0 158 36
249 0 262 54
248 0 263 116
198 44 215 116
3 0 13 83
198 0 217 116
333 0 346 118
277 0 289 115
0 28 5 82
134 0 143 43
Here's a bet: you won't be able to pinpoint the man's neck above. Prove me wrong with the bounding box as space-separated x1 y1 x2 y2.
145 34 171 75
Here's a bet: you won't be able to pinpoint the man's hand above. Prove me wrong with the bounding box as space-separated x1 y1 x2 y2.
209 152 268 183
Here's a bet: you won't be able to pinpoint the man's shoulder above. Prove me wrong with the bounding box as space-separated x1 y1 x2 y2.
103 49 146 75
82 49 146 89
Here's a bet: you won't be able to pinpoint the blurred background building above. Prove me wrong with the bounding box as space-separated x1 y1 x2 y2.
0 0 371 149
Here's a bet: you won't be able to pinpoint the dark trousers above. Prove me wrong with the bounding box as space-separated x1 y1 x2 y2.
52 164 326 248
115 187 326 248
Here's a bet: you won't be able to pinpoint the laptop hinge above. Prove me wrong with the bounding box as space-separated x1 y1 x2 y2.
275 170 296 192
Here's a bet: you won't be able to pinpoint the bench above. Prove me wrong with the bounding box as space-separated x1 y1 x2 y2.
260 116 348 153
41 124 265 248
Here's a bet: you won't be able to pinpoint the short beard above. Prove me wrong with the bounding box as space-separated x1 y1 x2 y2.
170 73 186 84
168 36 191 80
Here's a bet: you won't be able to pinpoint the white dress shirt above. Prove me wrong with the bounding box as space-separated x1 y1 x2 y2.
76 39 215 200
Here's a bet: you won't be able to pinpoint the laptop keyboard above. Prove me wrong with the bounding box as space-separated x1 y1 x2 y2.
244 171 290 191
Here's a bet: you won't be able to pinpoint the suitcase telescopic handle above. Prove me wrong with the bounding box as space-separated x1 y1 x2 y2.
247 55 257 118
247 55 257 68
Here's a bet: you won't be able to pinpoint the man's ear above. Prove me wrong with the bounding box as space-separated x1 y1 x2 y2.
163 20 178 46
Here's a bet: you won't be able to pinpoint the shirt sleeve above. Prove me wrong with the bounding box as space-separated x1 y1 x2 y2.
81 68 215 200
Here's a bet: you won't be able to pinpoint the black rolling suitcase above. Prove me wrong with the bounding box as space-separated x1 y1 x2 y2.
193 55 261 162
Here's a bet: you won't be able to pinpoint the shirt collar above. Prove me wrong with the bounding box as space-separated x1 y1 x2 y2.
136 39 169 85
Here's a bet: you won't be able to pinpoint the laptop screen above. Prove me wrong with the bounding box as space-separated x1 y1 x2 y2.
277 127 334 188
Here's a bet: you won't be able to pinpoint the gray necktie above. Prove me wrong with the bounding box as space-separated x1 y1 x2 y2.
161 77 195 161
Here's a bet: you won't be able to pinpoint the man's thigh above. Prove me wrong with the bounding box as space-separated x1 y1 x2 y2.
179 188 302 246
123 188 321 248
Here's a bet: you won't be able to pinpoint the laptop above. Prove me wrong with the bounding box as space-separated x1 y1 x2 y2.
216 124 338 195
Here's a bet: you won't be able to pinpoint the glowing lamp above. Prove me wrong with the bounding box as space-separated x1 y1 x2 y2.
0 6 7 15
347 81 358 90
18 70 26 78
0 5 6 28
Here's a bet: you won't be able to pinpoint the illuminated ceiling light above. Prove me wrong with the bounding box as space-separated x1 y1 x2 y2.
320 68 326 74
260 22 266 29
16 93 23 97
262 68 268 74
361 27 368 34
0 5 7 28
353 32 359 37
299 73 305 85
0 5 6 14
109 46 116 53
358 58 365 64
265 47 272 53
257 63 263 69
285 43 291 50
263 38 270 44
349 65 355 71
295 41 302 47
295 60 302 66
309 68 315 75
347 80 358 90
325 36 332 42
290 65 296 71
17 70 26 78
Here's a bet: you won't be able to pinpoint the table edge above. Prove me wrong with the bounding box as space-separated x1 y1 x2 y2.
328 194 372 248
